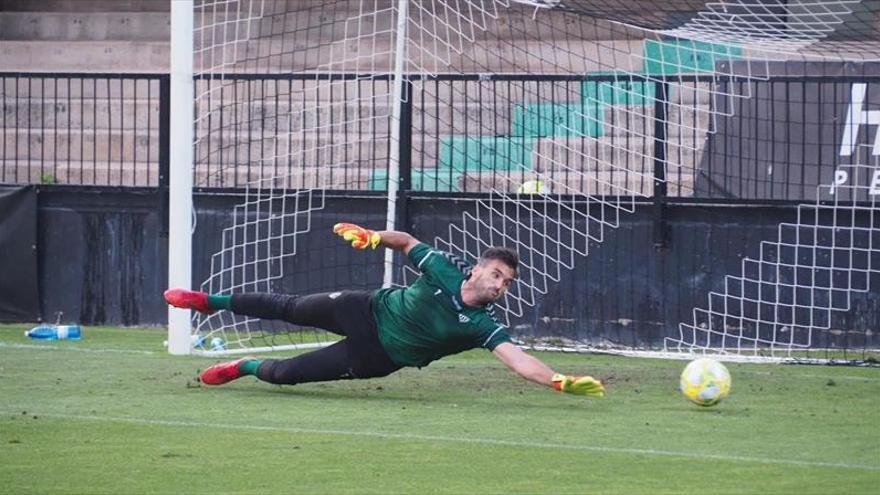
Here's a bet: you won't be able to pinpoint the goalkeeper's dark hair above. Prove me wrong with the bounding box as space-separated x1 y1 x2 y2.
480 247 519 274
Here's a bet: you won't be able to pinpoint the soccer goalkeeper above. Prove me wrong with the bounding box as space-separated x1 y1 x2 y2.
164 223 605 398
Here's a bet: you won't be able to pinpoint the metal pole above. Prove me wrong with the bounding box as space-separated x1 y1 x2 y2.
168 1 194 355
383 0 409 288
653 80 670 248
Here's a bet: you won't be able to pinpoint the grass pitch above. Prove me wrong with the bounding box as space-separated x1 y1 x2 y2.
0 324 878 494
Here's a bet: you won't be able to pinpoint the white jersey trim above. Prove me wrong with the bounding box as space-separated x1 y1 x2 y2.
482 326 506 347
417 251 436 270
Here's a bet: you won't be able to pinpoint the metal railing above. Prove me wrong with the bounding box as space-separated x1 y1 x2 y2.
2 71 876 203
1 73 168 187
191 73 393 190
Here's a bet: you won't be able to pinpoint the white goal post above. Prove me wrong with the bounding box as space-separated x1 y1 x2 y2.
168 0 195 355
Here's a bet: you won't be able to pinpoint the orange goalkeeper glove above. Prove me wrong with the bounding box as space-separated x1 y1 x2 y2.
333 222 381 249
552 374 605 397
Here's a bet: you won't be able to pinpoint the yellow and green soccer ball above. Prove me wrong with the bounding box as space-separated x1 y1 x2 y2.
679 358 731 407
516 179 547 195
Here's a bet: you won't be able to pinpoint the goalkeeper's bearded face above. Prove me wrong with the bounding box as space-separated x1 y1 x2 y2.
468 259 516 304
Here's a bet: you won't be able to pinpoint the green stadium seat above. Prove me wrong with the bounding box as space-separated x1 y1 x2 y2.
368 169 391 191
439 136 536 172
643 39 742 75
369 169 461 192
511 102 605 137
582 72 656 106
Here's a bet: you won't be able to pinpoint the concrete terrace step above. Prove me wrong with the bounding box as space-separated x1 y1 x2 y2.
532 135 706 174
0 159 381 189
368 168 695 196
423 133 705 174
0 0 652 43
1 76 165 100
3 129 160 163
192 165 381 190
1 130 392 168
3 76 710 109
0 12 169 41
458 170 695 196
1 92 711 139
2 114 702 184
0 38 647 74
190 39 647 74
1 159 157 186
0 40 170 72
2 99 161 131
1 129 705 177
2 155 695 195
0 0 170 12
2 127 707 174
185 5 643 45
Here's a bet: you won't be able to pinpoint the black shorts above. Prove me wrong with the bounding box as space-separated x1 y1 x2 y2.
230 290 402 384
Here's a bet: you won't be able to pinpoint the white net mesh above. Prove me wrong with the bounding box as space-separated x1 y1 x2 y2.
669 158 879 361
188 0 879 361
191 0 398 353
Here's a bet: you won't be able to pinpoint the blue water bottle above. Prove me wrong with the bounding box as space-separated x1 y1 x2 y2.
25 324 82 341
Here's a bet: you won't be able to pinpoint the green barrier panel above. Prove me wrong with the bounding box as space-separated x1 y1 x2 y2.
369 169 461 192
511 102 604 137
368 169 387 191
439 136 536 172
644 39 742 75
582 72 656 105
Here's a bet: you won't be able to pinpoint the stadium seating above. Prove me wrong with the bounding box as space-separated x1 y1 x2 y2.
0 2 728 196
371 39 735 194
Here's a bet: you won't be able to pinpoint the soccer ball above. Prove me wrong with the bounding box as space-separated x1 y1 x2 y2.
679 358 731 407
516 179 547 195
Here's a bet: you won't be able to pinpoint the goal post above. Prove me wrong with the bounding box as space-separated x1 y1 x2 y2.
169 0 415 356
383 0 410 289
167 0 194 355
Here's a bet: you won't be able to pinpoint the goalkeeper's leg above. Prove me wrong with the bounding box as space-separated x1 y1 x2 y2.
197 290 403 385
229 291 367 336
200 335 401 385
248 290 403 382
165 289 373 337
255 338 401 384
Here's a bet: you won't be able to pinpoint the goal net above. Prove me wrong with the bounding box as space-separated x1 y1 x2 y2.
181 0 880 362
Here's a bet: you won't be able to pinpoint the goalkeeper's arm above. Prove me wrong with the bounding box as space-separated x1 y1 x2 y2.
333 223 420 254
375 230 420 254
492 342 605 397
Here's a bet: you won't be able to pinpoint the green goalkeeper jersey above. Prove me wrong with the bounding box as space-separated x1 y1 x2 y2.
372 243 513 367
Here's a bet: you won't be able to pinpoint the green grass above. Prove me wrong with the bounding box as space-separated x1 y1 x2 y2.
1 324 878 494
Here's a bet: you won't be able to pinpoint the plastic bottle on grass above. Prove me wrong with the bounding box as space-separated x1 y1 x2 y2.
210 337 226 351
25 324 82 341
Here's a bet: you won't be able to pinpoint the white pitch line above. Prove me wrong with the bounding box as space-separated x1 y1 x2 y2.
743 371 880 382
0 342 156 355
3 410 877 472
2 342 877 381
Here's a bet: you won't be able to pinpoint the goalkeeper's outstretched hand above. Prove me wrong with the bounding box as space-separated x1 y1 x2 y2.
552 374 606 397
333 222 381 249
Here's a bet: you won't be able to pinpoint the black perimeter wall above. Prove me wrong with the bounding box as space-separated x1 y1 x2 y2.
23 187 879 351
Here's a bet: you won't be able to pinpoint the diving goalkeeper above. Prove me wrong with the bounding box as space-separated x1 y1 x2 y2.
164 223 605 398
